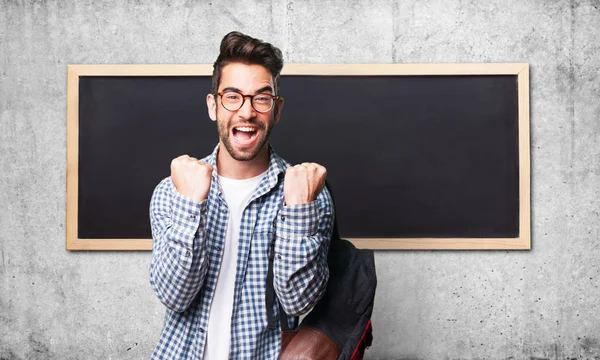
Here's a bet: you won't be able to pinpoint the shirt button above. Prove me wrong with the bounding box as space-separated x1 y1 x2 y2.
222 209 227 214
183 251 191 258
277 254 282 260
199 327 205 333
190 214 196 220
280 215 285 221
215 246 221 251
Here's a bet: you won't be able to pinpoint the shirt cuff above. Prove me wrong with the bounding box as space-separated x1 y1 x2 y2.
170 190 207 247
275 200 320 239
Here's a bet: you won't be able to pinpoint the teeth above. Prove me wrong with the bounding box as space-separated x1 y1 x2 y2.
235 127 256 132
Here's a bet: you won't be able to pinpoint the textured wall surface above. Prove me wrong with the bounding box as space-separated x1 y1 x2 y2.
1 1 599 359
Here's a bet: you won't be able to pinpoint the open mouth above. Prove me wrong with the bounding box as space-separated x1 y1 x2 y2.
232 126 259 146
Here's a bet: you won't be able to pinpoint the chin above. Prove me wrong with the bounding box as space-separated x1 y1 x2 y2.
231 151 259 161
224 141 265 162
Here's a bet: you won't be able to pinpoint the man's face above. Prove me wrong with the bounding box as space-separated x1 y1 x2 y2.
207 63 283 161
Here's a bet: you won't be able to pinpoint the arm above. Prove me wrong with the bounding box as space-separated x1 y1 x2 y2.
149 178 209 312
273 186 334 316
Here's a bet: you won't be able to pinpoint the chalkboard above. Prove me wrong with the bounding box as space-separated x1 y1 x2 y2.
66 64 530 250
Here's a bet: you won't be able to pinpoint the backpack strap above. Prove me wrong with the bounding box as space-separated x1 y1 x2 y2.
266 234 277 329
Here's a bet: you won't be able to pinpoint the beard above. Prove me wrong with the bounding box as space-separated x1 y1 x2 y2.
217 114 275 162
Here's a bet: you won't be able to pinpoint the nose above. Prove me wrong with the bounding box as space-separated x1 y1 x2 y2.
237 96 257 119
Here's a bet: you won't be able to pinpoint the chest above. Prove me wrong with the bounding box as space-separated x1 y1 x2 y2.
203 178 284 259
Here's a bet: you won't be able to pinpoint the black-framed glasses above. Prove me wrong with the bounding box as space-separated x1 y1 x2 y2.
216 91 280 113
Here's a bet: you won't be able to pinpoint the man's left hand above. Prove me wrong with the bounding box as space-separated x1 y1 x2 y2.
283 163 327 206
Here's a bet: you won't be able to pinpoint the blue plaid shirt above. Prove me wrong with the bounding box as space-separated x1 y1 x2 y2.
149 144 334 359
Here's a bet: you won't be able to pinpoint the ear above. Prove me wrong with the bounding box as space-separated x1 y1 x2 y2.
273 97 284 125
207 93 217 121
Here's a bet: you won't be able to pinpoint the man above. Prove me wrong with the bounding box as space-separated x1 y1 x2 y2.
148 31 335 359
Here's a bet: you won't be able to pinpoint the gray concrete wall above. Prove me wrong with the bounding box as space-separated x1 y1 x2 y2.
1 0 599 359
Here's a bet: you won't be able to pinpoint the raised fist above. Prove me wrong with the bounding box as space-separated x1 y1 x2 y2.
170 155 213 204
283 163 327 206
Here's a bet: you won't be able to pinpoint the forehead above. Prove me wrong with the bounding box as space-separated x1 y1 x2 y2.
219 63 274 92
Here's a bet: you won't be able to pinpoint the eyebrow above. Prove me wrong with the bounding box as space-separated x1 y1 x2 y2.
221 86 274 94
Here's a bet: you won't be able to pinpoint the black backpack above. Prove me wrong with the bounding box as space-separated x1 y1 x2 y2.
266 182 377 359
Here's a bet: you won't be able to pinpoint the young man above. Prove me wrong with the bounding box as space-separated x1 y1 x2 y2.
149 31 334 359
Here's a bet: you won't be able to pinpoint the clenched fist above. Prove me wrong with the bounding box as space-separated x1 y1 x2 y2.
170 155 213 204
283 163 327 206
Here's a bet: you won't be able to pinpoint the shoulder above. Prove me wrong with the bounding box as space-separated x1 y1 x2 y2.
279 156 292 169
271 151 292 176
154 176 175 194
317 185 334 213
150 176 176 209
200 153 213 164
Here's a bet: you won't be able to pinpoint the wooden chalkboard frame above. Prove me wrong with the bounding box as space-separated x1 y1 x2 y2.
66 63 530 251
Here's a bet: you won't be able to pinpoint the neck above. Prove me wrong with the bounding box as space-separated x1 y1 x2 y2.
216 143 270 179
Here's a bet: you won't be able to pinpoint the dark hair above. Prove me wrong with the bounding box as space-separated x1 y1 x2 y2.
212 31 284 95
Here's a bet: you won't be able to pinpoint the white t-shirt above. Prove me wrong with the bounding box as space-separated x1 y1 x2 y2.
204 170 267 360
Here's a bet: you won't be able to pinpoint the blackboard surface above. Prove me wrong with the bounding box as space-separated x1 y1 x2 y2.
78 74 519 241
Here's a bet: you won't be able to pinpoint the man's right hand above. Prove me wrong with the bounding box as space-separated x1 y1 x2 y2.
170 155 213 204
